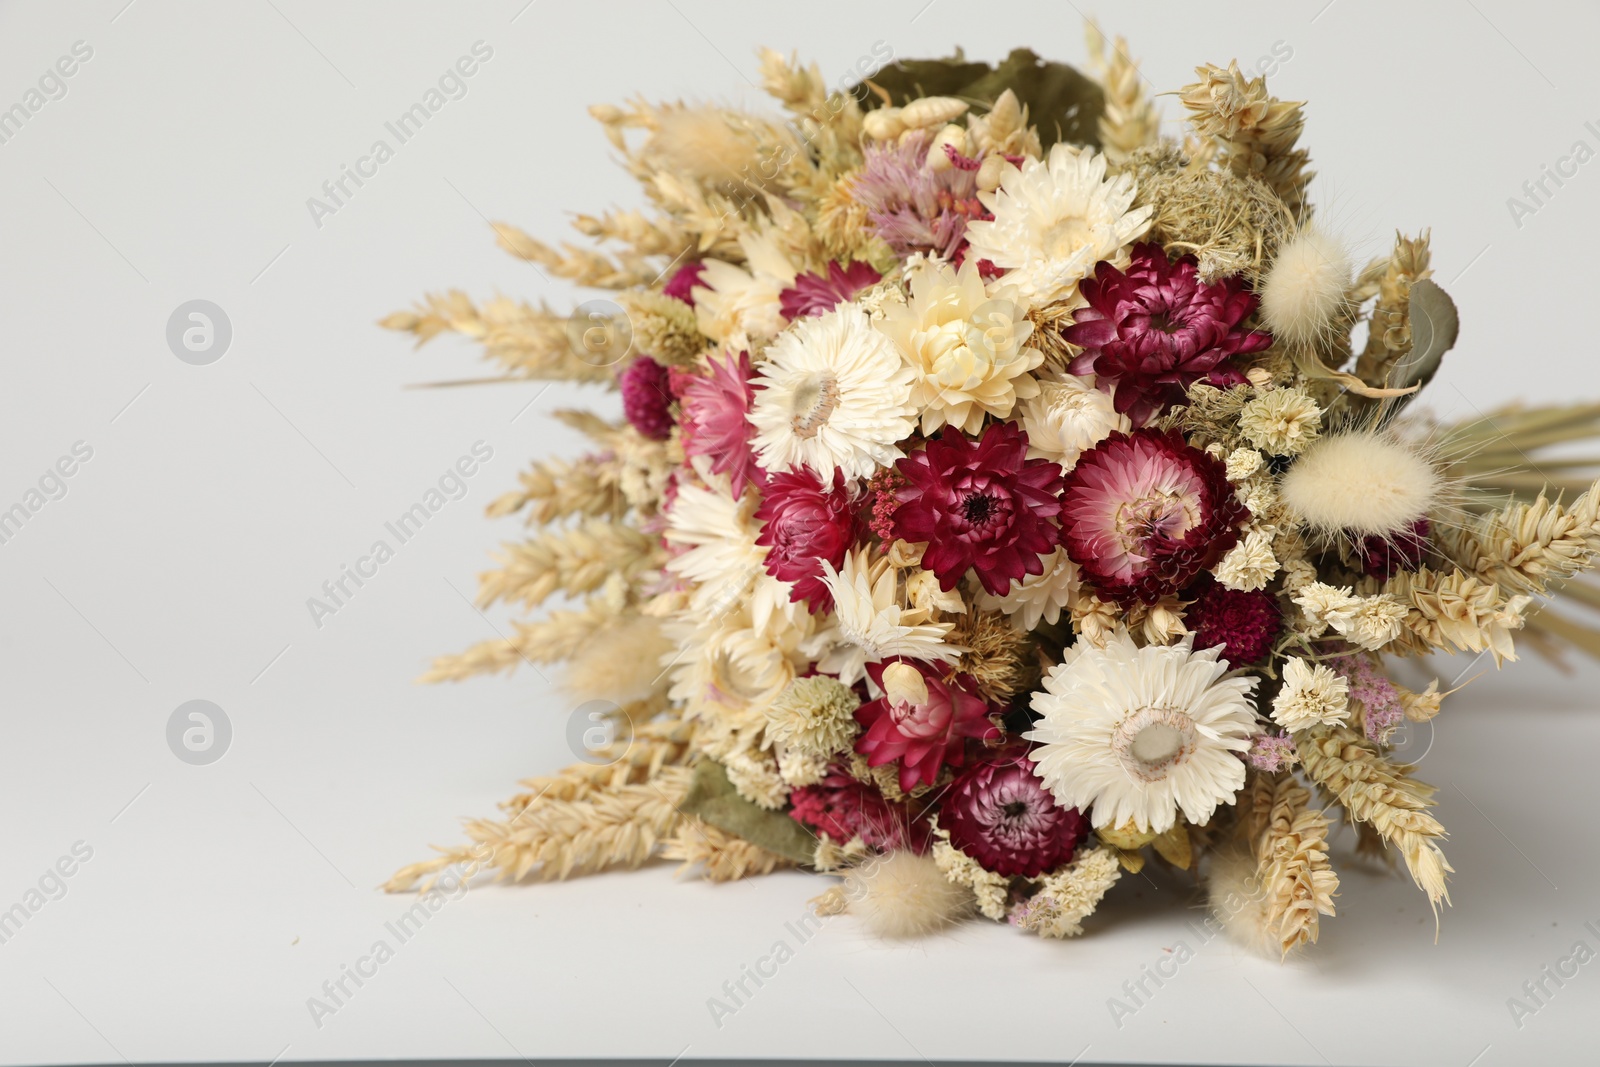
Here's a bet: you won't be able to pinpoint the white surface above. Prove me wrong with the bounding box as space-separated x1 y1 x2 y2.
2 1 1599 1064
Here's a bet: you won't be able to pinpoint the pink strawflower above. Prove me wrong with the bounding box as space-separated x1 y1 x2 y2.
670 350 763 496
1190 580 1281 666
1357 517 1430 579
1247 732 1298 772
1334 656 1406 743
789 763 931 852
753 466 860 611
1061 429 1247 604
618 356 674 441
662 260 707 306
850 132 989 262
942 748 1087 877
1065 244 1272 427
779 260 882 320
891 423 1065 596
854 660 1001 793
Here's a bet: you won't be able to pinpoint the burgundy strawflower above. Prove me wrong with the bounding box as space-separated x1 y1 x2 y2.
662 260 707 306
1061 429 1248 604
754 466 860 611
1190 580 1282 666
779 260 882 320
789 763 931 852
854 659 1001 793
670 350 763 496
1357 517 1430 579
941 749 1087 877
617 356 674 441
890 422 1065 596
1065 244 1273 427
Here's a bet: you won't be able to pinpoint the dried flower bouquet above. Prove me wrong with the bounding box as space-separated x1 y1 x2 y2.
382 31 1600 956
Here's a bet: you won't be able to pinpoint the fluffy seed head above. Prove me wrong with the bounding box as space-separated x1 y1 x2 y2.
1259 228 1351 348
1280 430 1443 539
1206 845 1277 958
843 850 974 939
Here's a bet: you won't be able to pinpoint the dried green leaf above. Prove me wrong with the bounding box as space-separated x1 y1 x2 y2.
679 760 817 864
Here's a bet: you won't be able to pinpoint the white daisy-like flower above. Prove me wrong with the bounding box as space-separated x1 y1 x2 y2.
693 234 797 352
748 305 916 480
1025 630 1258 833
964 144 1152 311
1270 657 1351 732
663 473 796 636
975 547 1079 630
816 548 961 685
1016 372 1129 471
1213 529 1278 591
1343 595 1409 651
1224 447 1265 482
875 256 1042 434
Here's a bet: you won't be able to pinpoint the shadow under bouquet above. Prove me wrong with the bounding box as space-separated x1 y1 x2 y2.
383 31 1600 956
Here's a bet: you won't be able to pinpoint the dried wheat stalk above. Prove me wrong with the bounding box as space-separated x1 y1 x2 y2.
661 816 793 882
478 520 661 610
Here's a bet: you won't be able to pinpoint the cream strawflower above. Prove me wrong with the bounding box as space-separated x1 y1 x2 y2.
748 305 916 480
964 144 1152 310
1016 372 1129 470
663 472 797 637
817 548 961 685
975 547 1079 630
1025 630 1258 833
1270 657 1351 731
693 234 797 352
876 257 1042 434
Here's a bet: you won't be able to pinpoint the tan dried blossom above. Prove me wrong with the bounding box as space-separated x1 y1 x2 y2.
1238 386 1322 455
1297 726 1451 911
1127 145 1292 283
906 567 965 616
1134 596 1190 646
1013 846 1123 939
966 89 1040 159
620 291 706 366
1279 556 1318 595
1343 595 1409 651
931 820 1011 921
723 748 790 810
944 609 1035 703
1071 589 1121 649
662 815 792 882
1214 529 1278 591
1398 680 1444 722
1271 657 1350 731
811 835 871 873
764 674 862 758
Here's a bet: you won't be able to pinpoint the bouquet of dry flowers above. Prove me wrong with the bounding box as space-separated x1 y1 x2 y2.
382 31 1600 956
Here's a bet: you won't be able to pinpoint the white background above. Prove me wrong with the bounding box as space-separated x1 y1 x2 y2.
2 1 1599 1064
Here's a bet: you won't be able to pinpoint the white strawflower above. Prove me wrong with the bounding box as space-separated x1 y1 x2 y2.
817 548 960 685
1292 581 1363 637
1238 387 1322 456
693 234 797 351
963 144 1152 310
664 475 797 636
1016 373 1129 470
1213 529 1278 591
1225 448 1265 481
975 547 1079 630
1343 594 1410 651
1025 631 1258 833
876 257 1042 434
749 305 916 480
1271 657 1351 731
